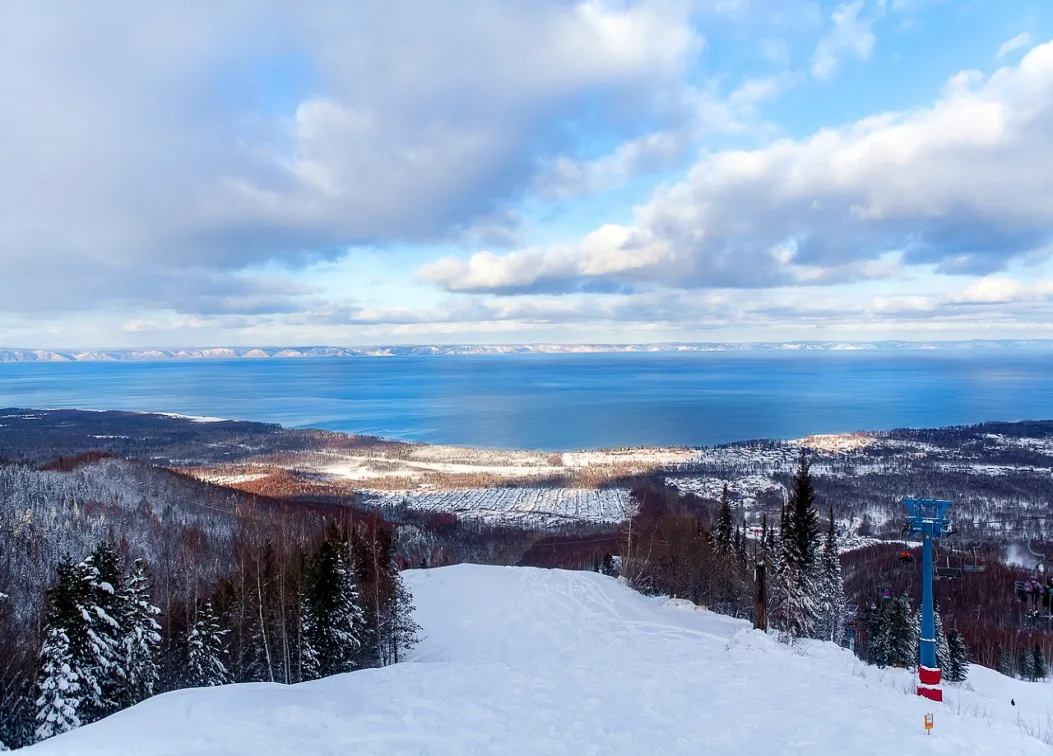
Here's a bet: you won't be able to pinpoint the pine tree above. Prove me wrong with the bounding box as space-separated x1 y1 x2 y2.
35 559 91 742
601 552 617 577
885 595 916 668
733 525 747 565
119 559 161 706
80 543 124 722
1032 644 1048 681
773 451 822 641
383 570 422 665
1019 648 1036 681
934 610 950 671
34 625 81 742
867 607 889 667
818 507 846 644
946 628 969 683
996 644 1016 677
712 484 734 555
185 601 229 688
301 522 366 679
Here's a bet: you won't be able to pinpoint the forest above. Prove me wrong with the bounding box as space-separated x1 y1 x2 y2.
4 412 1053 748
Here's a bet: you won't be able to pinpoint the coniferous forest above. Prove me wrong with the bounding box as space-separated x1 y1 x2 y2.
0 502 420 750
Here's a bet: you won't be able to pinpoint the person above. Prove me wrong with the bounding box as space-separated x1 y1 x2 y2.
1011 699 1015 706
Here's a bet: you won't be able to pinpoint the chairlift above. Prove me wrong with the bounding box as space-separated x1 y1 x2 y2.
898 549 913 564
933 547 963 580
963 548 985 573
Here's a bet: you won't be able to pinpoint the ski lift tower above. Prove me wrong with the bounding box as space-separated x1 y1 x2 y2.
902 497 953 702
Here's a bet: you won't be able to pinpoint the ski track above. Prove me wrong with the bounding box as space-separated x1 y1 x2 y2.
23 565 1053 755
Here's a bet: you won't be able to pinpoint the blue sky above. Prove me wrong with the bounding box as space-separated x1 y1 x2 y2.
2 0 1053 347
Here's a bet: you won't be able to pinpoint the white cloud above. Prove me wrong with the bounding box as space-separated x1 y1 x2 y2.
0 0 702 314
424 40 1053 295
997 33 1033 60
810 1 875 80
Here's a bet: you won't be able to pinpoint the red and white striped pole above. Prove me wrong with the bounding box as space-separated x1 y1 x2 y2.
918 665 942 702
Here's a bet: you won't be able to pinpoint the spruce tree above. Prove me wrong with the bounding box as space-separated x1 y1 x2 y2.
35 559 91 742
867 606 890 667
946 628 969 683
712 484 734 555
1019 648 1036 681
1032 644 1048 680
301 522 366 679
34 625 82 742
818 507 846 644
934 610 950 671
119 559 162 706
734 525 747 565
773 450 822 641
601 552 617 577
185 601 229 688
996 644 1016 677
80 544 124 722
384 570 422 665
885 595 916 668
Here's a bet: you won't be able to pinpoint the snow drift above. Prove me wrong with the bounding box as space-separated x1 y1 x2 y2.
23 565 1053 754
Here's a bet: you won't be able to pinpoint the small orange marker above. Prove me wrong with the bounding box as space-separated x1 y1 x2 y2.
924 713 934 734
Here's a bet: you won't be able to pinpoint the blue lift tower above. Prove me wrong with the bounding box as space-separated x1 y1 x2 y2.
902 498 953 702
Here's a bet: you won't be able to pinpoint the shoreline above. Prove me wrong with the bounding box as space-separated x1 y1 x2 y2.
3 339 1053 363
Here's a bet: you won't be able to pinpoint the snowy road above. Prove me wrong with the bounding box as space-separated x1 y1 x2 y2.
25 565 1053 755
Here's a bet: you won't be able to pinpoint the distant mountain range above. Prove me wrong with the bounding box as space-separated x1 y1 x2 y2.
2 340 1053 363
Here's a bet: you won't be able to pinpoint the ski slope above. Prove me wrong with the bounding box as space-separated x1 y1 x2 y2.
24 565 1053 755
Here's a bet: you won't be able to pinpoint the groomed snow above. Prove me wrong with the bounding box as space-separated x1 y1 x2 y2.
23 565 1053 755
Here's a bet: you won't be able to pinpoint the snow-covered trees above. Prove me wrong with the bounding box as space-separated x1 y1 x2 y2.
301 522 367 679
1032 644 1048 680
817 508 846 644
34 623 81 742
773 451 822 642
380 571 422 665
712 484 734 555
996 645 1015 677
185 601 229 688
79 544 124 724
35 559 93 742
33 547 167 743
946 629 969 682
885 595 917 668
119 559 162 706
867 594 916 669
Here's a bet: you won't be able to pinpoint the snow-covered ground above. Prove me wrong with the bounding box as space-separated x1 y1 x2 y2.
364 487 634 526
24 565 1053 755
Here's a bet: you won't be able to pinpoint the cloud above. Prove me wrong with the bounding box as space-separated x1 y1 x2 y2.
997 33 1033 59
0 0 702 314
810 1 875 80
532 70 803 199
424 40 1053 295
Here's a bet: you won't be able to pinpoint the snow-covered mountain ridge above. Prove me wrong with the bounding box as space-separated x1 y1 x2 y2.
3 339 1053 362
22 565 1053 755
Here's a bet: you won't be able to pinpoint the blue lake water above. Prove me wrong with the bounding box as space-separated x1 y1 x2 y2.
1 351 1052 449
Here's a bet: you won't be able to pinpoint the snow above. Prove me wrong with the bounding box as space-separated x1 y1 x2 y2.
364 487 634 526
23 565 1053 755
150 412 226 423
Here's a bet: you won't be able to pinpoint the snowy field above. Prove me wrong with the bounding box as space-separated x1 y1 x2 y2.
364 487 633 526
24 565 1053 755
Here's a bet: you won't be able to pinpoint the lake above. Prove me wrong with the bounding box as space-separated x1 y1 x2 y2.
1 351 1052 449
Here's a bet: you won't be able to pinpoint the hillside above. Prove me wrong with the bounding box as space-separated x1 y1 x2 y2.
3 340 1053 362
22 565 1053 755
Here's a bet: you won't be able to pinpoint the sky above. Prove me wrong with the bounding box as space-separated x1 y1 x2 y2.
2 0 1053 348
